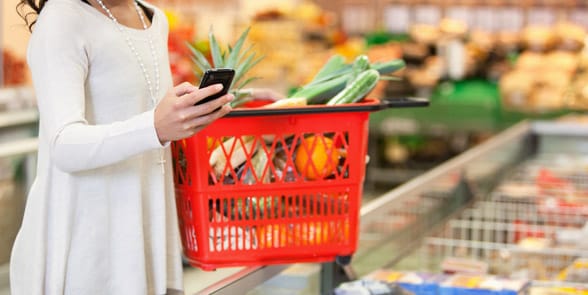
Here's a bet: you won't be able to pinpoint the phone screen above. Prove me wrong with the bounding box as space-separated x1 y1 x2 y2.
196 68 235 106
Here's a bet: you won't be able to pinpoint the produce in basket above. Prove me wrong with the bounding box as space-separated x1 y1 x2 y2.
294 135 340 180
257 221 347 249
284 54 405 106
209 136 258 177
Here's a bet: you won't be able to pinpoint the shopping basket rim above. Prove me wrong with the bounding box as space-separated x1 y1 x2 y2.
225 97 429 118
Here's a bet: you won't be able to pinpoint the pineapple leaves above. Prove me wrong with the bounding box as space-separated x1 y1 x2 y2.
187 42 211 72
225 27 251 69
208 27 224 68
234 54 264 89
236 76 261 90
189 27 263 93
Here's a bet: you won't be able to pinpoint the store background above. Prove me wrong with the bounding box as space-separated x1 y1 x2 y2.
2 0 588 294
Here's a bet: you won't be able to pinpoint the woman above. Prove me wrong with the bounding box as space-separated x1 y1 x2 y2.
11 0 233 294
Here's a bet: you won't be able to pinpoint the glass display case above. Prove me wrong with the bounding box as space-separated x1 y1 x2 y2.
354 118 588 293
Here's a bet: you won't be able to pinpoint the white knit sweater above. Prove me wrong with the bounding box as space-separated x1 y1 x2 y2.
10 0 183 294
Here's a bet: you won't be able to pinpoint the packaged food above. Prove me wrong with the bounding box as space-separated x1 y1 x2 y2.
334 279 413 295
557 258 588 283
366 270 447 295
439 275 530 295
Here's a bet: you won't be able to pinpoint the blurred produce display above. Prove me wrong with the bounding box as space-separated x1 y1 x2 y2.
499 23 588 113
165 10 198 86
239 1 345 90
372 19 588 115
2 49 27 86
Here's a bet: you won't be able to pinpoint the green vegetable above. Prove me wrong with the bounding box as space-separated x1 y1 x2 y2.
310 54 347 82
300 65 352 89
306 58 403 88
289 74 349 104
289 56 404 105
370 59 405 75
326 69 380 105
347 55 370 85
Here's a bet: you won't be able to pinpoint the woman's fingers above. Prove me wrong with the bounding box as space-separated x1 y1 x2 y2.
174 82 197 96
182 104 232 134
155 83 234 142
178 84 223 107
179 93 233 121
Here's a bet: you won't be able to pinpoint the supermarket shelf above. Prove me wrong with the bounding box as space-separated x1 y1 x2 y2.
0 137 38 158
0 109 38 130
532 120 588 136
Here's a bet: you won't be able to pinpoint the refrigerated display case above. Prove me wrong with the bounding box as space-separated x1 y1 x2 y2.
351 118 588 293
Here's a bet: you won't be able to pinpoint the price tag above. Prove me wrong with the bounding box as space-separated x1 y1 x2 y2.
414 5 441 25
446 6 472 27
497 7 524 32
527 7 556 26
569 9 588 30
473 7 495 31
384 5 410 33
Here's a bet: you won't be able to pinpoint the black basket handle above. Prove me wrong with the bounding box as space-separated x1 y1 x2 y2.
225 97 429 118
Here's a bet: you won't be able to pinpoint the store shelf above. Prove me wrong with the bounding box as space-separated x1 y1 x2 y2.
0 109 38 129
0 137 37 158
532 120 588 136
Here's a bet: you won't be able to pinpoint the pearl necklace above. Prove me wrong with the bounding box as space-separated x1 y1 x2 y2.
94 0 166 174
94 0 160 107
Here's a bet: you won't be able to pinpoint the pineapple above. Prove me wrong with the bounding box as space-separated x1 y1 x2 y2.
187 27 264 107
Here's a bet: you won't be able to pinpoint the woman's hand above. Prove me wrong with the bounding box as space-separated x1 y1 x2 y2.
245 88 285 101
154 82 233 143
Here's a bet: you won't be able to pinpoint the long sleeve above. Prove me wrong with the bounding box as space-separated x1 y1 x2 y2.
28 3 164 173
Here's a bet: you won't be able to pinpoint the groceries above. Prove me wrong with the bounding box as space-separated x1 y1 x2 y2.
334 279 415 295
206 132 346 183
362 270 530 295
288 54 404 105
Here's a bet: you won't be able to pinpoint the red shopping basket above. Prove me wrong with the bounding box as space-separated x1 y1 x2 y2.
171 98 428 270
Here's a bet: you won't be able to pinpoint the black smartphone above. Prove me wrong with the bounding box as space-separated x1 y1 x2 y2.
196 68 235 107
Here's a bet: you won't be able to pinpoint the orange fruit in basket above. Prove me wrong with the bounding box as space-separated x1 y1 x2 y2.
292 221 351 245
294 135 340 180
257 224 295 249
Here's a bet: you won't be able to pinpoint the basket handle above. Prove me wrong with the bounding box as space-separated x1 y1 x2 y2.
376 97 430 111
225 97 429 117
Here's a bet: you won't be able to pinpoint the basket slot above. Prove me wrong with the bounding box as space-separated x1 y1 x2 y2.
181 190 356 253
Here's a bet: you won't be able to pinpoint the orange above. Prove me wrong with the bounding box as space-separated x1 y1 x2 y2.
294 135 340 180
256 224 294 249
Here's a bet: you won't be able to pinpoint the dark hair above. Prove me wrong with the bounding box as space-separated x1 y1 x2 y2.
17 0 49 31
